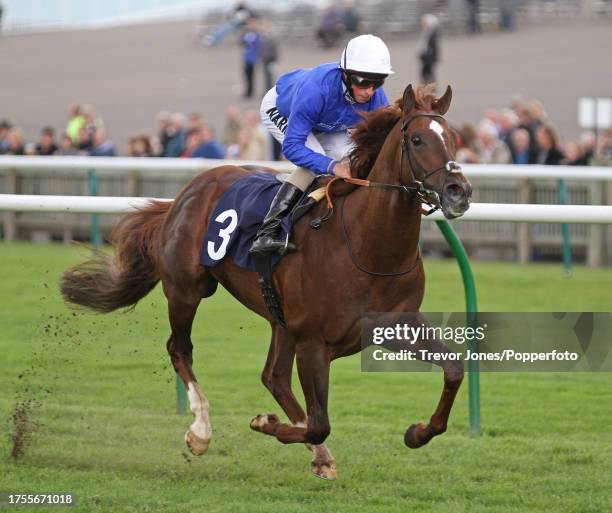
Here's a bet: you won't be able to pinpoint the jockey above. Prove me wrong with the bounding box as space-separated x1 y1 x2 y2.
249 34 393 256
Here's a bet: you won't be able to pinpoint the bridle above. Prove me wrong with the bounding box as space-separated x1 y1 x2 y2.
316 112 462 217
398 113 462 215
311 111 463 277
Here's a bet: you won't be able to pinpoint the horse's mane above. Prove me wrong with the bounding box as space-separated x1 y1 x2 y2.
349 84 438 179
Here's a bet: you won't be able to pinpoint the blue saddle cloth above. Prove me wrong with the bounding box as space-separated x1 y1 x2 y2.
200 172 297 271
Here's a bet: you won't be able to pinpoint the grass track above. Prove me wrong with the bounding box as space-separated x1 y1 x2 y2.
1 242 611 513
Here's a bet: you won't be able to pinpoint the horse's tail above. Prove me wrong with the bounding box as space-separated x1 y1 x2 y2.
60 200 172 313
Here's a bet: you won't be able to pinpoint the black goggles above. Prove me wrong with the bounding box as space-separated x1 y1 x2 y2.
348 74 386 90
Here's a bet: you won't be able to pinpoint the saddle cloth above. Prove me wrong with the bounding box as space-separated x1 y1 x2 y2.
200 172 301 271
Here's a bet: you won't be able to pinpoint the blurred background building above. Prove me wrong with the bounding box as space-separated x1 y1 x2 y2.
2 0 610 33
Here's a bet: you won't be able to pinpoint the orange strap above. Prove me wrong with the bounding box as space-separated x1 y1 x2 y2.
324 177 370 209
324 176 430 216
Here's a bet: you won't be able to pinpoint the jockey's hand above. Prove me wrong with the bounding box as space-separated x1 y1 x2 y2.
332 161 352 179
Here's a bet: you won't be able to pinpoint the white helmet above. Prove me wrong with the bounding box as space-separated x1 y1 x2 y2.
340 34 394 76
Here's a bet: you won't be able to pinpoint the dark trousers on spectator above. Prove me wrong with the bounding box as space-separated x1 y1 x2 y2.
263 62 275 95
421 62 435 85
244 63 255 98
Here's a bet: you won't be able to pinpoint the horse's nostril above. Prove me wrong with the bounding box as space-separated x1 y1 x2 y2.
445 183 464 198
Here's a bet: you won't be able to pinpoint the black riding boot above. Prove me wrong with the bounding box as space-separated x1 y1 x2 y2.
249 182 303 256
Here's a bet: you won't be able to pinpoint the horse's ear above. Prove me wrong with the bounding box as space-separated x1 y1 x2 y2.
402 84 416 113
432 85 452 115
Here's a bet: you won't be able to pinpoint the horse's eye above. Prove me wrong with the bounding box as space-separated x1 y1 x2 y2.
411 135 422 146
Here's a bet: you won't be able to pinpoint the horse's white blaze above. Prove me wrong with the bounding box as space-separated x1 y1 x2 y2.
429 120 447 150
187 382 211 440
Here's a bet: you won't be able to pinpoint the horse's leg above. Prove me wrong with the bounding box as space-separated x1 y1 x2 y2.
250 328 337 479
401 315 464 449
165 271 218 456
256 342 330 445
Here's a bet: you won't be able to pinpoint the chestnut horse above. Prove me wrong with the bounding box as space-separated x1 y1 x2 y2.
61 84 471 480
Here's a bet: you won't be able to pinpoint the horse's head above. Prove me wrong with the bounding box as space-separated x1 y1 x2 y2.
399 84 472 219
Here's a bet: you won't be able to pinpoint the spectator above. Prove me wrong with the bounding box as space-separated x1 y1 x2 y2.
592 128 612 166
128 135 153 157
241 17 261 98
238 110 269 160
342 0 360 33
191 125 226 159
562 141 583 166
483 108 501 135
0 119 11 154
510 128 534 164
162 112 187 157
35 126 58 156
577 132 596 166
465 0 481 34
89 128 117 157
76 125 93 153
156 110 171 156
223 105 243 157
56 132 78 156
201 1 255 47
316 4 345 48
476 119 511 164
499 0 517 31
82 104 104 139
260 21 278 94
534 124 564 165
456 123 480 163
5 127 25 155
416 14 440 85
181 129 202 158
498 108 519 153
66 104 86 144
188 113 205 133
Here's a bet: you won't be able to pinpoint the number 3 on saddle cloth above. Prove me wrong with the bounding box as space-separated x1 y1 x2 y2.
200 171 319 327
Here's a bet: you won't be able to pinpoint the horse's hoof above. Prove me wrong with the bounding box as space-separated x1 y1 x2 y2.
311 461 338 481
404 423 426 449
185 429 210 456
249 413 279 432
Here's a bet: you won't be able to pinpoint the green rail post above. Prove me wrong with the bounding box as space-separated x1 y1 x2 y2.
87 169 101 247
176 374 187 415
435 220 481 438
558 179 572 276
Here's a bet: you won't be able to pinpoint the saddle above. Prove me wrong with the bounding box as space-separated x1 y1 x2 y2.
200 171 329 326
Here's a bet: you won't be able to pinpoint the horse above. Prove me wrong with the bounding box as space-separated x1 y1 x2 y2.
60 83 472 480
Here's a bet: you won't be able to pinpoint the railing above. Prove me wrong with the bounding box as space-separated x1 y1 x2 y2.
1 156 611 265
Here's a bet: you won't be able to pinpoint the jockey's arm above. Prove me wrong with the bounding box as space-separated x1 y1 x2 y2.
282 88 337 176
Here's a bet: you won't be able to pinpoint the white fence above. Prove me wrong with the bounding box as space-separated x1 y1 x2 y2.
1 156 611 180
2 194 612 225
1 156 611 265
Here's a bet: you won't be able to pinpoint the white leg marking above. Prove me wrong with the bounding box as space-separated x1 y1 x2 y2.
187 382 211 441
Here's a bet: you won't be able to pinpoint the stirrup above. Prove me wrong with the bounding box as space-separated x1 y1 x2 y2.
250 233 296 256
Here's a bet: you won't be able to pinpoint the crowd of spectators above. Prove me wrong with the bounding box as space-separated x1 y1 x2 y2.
1 96 611 167
0 102 275 161
453 97 612 167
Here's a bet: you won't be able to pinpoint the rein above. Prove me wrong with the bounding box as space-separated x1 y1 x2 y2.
312 112 460 277
321 113 460 216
